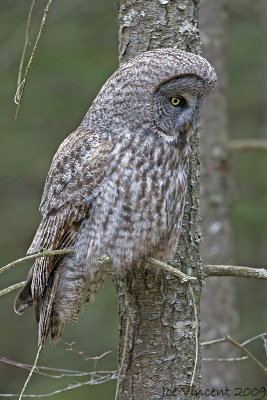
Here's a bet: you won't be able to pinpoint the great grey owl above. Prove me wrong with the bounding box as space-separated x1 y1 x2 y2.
14 48 216 345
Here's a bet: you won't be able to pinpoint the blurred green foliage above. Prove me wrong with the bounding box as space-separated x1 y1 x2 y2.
0 0 266 396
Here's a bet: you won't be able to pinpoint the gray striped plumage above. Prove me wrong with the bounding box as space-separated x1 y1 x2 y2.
14 48 216 345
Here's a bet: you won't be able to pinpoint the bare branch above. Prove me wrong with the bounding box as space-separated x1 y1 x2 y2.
147 257 197 282
0 282 26 297
0 251 194 284
202 333 267 376
1 251 266 308
115 275 130 400
188 283 199 391
102 255 197 282
226 335 267 377
242 332 267 347
15 0 54 119
262 337 267 357
0 346 116 399
19 345 42 400
63 341 112 362
63 341 112 373
0 249 74 275
15 0 37 104
2 254 266 301
201 337 228 347
203 356 248 362
0 356 116 379
229 139 267 152
0 372 117 398
202 332 267 348
203 264 267 280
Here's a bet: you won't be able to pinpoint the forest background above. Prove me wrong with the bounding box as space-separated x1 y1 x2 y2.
0 0 266 398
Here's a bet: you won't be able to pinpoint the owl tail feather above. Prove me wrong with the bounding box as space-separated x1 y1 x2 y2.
14 255 107 345
46 259 107 343
37 264 63 346
83 270 107 314
14 262 63 346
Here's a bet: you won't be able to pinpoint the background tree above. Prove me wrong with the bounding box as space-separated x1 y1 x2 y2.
227 0 267 387
199 0 238 387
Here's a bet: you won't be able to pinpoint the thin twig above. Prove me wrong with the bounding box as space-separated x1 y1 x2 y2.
0 355 116 379
201 337 228 347
15 0 54 119
241 332 267 347
0 281 26 297
18 345 43 400
0 373 117 398
114 275 130 400
203 264 267 280
203 356 248 362
202 332 267 348
0 249 74 275
148 257 197 282
100 255 196 282
15 0 37 104
188 283 198 391
229 139 267 152
4 253 266 286
0 252 194 300
202 333 267 375
63 340 112 373
226 335 267 377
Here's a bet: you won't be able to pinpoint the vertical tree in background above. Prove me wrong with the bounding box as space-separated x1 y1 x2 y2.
115 1 203 398
199 0 238 386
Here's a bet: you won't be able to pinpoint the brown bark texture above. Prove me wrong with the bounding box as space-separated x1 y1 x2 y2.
115 1 203 399
199 0 238 388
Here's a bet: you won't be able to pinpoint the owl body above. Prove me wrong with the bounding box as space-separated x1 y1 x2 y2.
14 49 216 344
80 130 190 268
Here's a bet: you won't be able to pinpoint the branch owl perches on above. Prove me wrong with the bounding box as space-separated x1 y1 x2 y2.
14 48 216 346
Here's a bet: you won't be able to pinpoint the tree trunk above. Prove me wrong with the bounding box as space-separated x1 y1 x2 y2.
199 0 238 387
115 1 203 398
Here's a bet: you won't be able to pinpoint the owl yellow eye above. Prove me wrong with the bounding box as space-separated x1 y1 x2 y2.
170 97 181 106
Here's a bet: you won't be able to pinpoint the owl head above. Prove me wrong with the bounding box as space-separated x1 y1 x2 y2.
83 48 216 144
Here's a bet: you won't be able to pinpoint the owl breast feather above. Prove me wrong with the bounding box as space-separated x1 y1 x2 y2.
76 133 191 269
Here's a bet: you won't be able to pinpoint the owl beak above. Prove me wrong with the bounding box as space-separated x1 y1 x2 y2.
182 122 192 143
183 122 190 132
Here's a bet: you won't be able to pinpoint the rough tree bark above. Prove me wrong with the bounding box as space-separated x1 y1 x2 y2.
199 0 238 387
115 1 203 399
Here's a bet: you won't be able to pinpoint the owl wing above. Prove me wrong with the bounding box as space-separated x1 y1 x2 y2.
39 128 110 216
14 127 112 317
